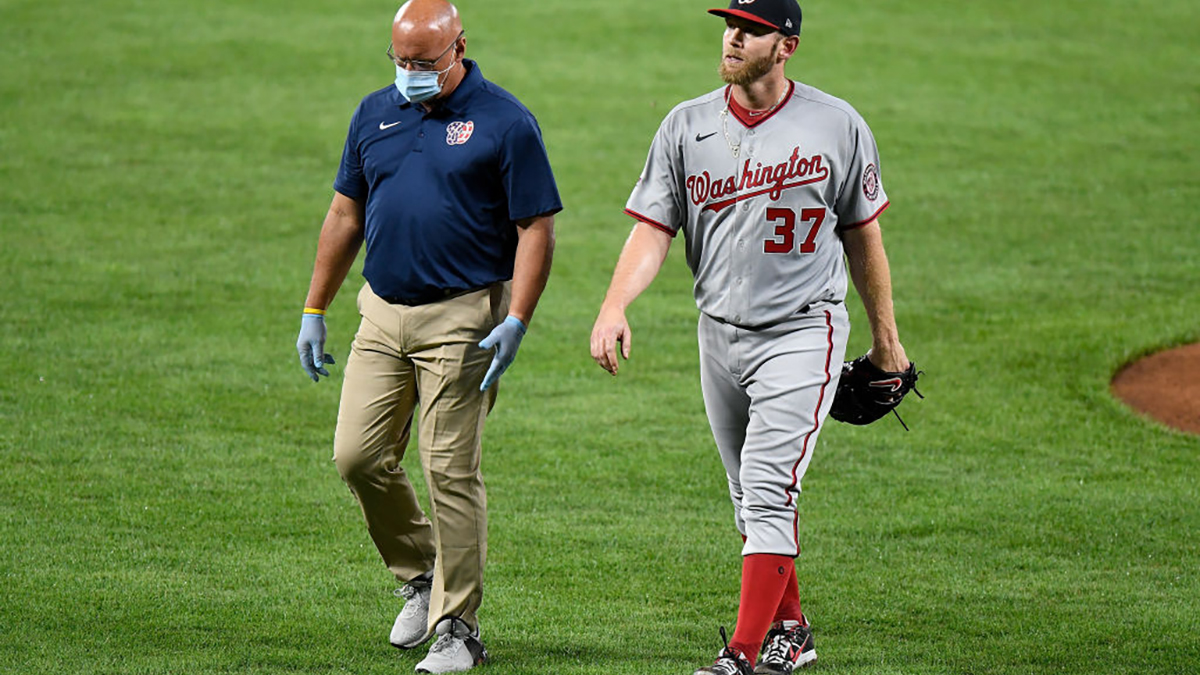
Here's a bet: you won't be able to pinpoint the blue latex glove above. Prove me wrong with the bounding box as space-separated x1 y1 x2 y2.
478 315 527 391
296 313 336 382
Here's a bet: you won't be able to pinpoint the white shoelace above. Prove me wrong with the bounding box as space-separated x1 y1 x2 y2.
710 657 743 675
396 584 428 619
427 633 461 656
761 633 789 663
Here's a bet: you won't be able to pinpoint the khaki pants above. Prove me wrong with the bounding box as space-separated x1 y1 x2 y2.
333 281 509 632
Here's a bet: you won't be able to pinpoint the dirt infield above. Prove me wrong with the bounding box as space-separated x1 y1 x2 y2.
1111 343 1200 434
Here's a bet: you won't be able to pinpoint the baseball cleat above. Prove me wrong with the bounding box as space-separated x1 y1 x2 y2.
390 576 433 649
415 617 488 673
694 627 754 675
755 620 817 674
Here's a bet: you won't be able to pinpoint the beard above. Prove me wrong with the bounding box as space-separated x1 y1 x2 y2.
719 41 779 86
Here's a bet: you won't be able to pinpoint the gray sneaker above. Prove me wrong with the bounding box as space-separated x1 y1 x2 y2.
389 577 433 649
415 617 488 674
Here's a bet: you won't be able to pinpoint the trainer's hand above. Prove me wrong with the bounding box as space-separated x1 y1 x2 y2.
296 313 336 382
590 304 631 376
478 315 526 391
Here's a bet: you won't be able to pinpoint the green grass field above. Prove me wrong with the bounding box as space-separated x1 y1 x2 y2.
2 0 1198 673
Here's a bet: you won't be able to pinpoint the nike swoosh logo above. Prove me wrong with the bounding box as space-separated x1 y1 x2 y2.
379 121 401 130
696 132 718 142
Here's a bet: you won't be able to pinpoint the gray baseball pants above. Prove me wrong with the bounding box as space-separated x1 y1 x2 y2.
697 302 849 557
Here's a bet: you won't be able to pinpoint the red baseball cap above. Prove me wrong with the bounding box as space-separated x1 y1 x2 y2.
709 0 802 37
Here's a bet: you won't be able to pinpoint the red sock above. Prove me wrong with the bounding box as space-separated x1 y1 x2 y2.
773 562 804 624
729 554 794 666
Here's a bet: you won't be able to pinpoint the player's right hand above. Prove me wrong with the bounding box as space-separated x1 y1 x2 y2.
297 313 336 382
590 305 631 376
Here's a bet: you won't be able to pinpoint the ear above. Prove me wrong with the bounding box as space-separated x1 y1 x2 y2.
778 35 800 61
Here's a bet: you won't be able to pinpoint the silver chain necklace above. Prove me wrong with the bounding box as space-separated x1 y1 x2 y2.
719 86 789 160
719 107 741 159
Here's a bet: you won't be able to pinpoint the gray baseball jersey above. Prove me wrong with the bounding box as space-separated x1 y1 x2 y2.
625 80 888 557
625 81 889 328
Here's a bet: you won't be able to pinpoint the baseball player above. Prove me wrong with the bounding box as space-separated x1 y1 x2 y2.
590 1 910 673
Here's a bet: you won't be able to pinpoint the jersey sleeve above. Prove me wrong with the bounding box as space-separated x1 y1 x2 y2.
624 117 685 236
499 114 563 222
834 114 889 230
333 102 368 201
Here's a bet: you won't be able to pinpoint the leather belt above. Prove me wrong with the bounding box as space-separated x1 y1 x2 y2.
379 284 490 307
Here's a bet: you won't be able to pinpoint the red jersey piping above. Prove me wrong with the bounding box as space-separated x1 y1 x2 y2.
837 201 890 231
725 80 795 129
623 208 678 238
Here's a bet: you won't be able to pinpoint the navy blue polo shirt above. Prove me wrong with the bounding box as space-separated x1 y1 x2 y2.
334 60 562 303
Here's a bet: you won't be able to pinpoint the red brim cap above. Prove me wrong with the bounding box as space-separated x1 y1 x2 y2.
708 8 783 33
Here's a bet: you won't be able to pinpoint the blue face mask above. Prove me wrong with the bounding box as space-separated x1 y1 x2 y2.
394 59 457 104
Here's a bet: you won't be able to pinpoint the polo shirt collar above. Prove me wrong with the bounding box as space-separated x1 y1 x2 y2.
396 59 483 114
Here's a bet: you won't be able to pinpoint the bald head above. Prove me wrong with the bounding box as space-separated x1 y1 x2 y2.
393 0 462 48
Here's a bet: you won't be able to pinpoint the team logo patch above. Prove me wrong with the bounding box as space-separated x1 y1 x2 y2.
446 120 475 146
862 163 880 201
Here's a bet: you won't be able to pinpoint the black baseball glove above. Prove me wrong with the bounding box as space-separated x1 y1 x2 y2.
829 354 923 430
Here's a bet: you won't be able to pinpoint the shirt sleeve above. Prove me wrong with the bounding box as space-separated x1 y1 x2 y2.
333 102 368 201
834 113 889 230
499 114 563 221
624 117 684 236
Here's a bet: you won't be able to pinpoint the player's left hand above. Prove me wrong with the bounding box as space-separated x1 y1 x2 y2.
830 351 922 429
867 341 909 373
478 315 527 391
